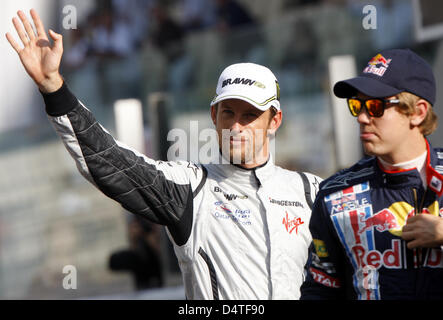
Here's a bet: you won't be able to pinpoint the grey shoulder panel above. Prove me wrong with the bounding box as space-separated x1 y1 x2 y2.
299 172 314 210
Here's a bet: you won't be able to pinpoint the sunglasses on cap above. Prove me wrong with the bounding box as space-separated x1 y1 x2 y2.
347 97 400 117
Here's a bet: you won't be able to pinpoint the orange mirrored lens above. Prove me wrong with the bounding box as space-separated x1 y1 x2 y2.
348 99 361 117
366 99 383 117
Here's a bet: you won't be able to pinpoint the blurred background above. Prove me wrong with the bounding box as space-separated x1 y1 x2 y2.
0 0 442 299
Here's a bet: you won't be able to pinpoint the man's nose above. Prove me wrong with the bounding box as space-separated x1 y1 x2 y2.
357 107 371 124
230 119 244 132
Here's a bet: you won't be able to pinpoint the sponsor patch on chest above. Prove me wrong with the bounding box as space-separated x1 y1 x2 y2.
282 211 304 235
212 201 252 226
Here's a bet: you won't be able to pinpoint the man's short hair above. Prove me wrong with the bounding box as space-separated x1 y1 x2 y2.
213 103 278 123
396 91 438 136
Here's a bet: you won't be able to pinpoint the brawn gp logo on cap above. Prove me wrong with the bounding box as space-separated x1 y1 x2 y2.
222 77 266 89
210 62 281 111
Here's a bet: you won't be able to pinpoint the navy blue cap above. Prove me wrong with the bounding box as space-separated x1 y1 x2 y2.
333 49 436 105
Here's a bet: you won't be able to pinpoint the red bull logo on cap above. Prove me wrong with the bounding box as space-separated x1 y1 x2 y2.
363 53 392 77
368 53 391 67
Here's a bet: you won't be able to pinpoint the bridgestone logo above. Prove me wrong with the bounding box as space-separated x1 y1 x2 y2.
269 197 304 208
222 78 265 89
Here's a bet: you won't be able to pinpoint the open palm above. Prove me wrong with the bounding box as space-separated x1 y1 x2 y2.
6 9 63 93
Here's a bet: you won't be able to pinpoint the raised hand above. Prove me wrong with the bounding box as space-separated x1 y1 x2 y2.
6 9 64 93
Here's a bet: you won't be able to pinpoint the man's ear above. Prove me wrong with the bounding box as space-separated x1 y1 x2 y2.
410 99 429 127
268 110 282 135
210 105 217 125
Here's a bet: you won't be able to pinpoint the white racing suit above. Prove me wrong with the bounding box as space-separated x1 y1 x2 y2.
43 83 321 299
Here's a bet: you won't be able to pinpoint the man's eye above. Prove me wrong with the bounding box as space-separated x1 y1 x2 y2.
222 110 234 115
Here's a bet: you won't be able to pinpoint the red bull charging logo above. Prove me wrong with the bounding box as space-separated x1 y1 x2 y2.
325 181 443 299
353 201 442 238
363 53 392 77
368 53 391 67
348 201 443 270
355 202 414 237
358 209 402 234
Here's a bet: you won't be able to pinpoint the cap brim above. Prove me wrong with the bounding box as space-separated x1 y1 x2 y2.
210 94 279 111
333 76 402 98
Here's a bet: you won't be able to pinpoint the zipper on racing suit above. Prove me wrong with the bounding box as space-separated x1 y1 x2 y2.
411 186 437 298
412 188 422 267
412 187 431 268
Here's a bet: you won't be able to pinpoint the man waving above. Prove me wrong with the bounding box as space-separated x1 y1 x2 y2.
7 9 320 299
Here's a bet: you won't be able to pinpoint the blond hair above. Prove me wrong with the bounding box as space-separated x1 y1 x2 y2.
396 92 438 136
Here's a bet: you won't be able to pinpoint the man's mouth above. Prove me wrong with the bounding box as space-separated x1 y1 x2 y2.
360 130 376 140
230 136 248 145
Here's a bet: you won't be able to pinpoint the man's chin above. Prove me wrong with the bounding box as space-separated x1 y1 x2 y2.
362 141 377 156
228 147 251 165
229 153 247 165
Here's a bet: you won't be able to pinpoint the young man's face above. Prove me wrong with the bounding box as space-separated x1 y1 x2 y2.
356 93 413 162
211 99 281 168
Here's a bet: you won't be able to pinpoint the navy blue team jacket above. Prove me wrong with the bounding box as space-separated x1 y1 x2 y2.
301 140 443 300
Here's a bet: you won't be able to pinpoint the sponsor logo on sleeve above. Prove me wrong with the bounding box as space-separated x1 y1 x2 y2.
313 239 328 258
309 267 341 288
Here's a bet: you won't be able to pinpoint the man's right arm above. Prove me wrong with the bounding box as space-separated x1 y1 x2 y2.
44 82 206 245
7 9 205 246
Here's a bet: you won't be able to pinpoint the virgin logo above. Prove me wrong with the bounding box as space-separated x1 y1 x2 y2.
282 211 304 235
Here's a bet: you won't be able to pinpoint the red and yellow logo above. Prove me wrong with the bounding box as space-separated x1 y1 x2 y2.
357 201 441 237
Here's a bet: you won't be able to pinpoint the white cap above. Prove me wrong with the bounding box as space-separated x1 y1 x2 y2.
210 63 280 111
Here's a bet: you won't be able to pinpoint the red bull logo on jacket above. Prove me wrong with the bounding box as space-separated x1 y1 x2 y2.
349 202 443 275
354 202 414 238
353 201 442 238
357 209 401 234
324 181 443 299
352 239 402 269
